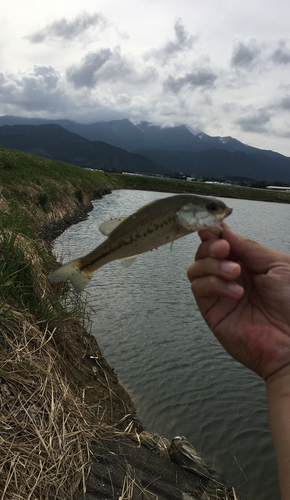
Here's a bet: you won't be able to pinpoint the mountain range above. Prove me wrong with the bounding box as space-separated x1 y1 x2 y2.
0 123 165 175
0 115 290 182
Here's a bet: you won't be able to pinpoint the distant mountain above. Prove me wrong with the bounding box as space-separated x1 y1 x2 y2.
0 124 167 175
134 148 290 182
0 116 290 182
0 114 286 156
0 116 152 151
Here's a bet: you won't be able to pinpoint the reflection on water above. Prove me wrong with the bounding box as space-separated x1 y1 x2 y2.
53 190 290 500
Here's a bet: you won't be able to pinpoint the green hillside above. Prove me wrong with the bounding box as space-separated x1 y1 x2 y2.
1 146 290 228
0 146 113 229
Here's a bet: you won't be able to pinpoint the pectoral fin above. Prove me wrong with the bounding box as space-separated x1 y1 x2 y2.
119 255 140 268
99 216 128 236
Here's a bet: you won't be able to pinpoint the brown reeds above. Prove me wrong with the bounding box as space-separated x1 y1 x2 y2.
0 310 95 500
0 220 144 499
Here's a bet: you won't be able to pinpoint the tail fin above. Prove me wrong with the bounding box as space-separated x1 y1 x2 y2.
48 259 91 293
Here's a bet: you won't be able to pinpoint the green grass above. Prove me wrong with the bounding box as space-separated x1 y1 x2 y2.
1 147 290 218
107 172 290 203
74 187 84 203
0 146 112 193
0 147 115 338
0 230 35 308
0 210 85 340
0 213 44 315
0 147 113 227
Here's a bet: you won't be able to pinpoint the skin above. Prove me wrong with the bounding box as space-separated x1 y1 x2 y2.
187 223 290 499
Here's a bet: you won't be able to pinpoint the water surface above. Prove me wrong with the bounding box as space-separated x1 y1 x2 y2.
54 190 290 500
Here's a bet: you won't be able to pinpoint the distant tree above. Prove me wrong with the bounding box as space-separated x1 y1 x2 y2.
249 180 267 189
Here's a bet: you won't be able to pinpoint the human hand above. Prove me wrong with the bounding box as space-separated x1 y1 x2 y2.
187 223 290 381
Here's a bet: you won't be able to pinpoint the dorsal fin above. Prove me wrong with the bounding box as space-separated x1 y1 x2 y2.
99 216 128 236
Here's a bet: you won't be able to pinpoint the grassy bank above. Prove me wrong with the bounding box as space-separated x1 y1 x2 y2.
1 147 290 232
106 171 290 203
0 148 143 499
1 145 289 498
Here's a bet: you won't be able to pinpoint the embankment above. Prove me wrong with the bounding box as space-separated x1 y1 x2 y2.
0 148 141 499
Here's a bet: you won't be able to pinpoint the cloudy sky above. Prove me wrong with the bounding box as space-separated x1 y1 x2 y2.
1 0 290 155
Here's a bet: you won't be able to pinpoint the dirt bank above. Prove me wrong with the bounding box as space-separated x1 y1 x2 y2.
39 202 95 244
39 200 144 434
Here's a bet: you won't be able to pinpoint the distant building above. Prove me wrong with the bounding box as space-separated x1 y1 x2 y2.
266 186 290 191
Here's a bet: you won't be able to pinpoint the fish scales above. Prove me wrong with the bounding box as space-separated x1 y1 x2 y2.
79 198 184 271
48 194 232 293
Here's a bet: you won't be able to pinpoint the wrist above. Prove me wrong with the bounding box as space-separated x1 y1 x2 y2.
266 365 290 500
266 364 290 396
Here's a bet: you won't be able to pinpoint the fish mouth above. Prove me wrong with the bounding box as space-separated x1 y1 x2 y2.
225 207 233 218
215 206 232 225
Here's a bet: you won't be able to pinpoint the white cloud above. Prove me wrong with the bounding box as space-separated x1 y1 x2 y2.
1 0 290 156
163 69 217 93
26 12 106 43
235 108 272 133
0 66 71 114
146 18 197 65
271 41 290 65
67 47 158 89
67 49 113 88
230 39 263 71
280 96 290 110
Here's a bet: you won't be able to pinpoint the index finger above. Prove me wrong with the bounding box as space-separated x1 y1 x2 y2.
195 238 231 261
198 228 221 242
195 224 230 261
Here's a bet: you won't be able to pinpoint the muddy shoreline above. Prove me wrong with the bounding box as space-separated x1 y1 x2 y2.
39 201 95 244
39 198 144 433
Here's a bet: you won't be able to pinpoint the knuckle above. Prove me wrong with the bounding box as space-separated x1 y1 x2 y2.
191 275 217 298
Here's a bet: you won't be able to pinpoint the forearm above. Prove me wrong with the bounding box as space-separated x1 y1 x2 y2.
267 367 290 500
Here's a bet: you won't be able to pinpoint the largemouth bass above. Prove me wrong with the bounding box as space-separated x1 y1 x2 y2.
48 194 232 293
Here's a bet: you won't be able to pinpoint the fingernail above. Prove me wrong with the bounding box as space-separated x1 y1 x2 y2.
227 282 244 296
221 261 239 274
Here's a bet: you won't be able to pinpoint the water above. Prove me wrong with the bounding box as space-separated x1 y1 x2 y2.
53 189 290 500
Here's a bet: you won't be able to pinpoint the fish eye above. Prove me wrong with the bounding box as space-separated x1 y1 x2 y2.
207 202 219 213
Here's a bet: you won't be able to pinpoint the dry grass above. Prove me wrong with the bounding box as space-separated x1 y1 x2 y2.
200 485 238 500
0 310 96 500
119 466 136 500
0 217 144 499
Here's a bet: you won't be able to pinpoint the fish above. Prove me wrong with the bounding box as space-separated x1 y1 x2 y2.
48 193 232 293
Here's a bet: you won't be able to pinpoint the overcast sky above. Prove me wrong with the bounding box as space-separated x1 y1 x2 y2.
1 0 290 155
